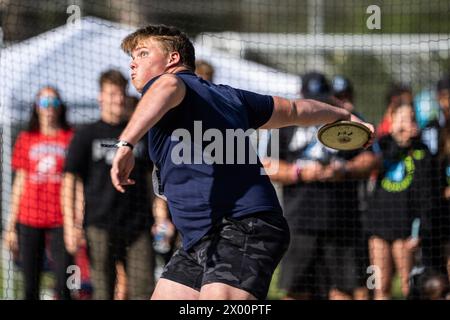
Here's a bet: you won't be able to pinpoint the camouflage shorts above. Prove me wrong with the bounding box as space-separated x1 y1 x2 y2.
160 211 290 300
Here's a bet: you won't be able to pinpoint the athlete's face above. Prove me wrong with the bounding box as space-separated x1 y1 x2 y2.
129 38 170 92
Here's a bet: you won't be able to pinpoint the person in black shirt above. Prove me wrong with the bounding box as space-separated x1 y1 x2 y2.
331 75 374 300
436 121 450 285
418 77 450 283
364 102 433 299
263 73 378 300
62 70 155 299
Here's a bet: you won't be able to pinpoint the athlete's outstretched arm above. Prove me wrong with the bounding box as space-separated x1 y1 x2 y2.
111 74 186 193
261 97 373 132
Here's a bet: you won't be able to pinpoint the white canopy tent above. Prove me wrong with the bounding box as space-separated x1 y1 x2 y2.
196 31 450 85
0 16 300 298
0 17 300 125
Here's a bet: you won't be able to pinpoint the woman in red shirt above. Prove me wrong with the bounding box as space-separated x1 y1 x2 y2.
4 86 73 300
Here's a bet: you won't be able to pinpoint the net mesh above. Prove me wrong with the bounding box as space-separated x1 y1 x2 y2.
0 0 449 300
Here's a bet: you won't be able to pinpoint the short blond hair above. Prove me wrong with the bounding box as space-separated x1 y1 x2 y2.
121 25 195 70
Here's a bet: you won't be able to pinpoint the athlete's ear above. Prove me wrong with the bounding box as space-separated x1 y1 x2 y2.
167 52 181 67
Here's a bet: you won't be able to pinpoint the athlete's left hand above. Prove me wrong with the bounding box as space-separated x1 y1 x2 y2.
111 146 136 193
350 113 375 148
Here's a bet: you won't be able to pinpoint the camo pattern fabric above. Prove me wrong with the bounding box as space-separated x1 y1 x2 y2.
160 211 290 299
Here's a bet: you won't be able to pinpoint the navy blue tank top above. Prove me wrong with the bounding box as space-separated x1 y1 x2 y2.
142 71 282 250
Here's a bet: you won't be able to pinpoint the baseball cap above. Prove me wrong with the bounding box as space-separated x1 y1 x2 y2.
332 75 354 101
301 72 332 103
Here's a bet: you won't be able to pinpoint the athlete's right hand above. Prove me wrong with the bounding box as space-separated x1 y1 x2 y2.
111 146 136 193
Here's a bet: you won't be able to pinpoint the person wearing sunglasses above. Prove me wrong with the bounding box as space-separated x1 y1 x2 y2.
4 86 73 299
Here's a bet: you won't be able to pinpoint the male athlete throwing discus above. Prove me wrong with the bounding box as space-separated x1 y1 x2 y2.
110 25 374 300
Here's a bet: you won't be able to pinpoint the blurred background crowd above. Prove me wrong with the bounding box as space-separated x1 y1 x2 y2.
0 0 449 300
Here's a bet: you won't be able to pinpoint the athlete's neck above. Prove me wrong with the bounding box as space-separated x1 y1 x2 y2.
165 66 190 74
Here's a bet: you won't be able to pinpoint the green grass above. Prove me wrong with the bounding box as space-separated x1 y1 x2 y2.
267 265 406 300
0 259 56 300
1 256 405 300
267 266 287 300
0 258 17 299
0 260 2 299
391 274 405 300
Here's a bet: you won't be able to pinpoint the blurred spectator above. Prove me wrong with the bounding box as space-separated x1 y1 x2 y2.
264 72 334 299
264 72 377 300
4 86 73 300
364 102 432 299
124 95 140 120
195 60 215 82
437 121 450 283
114 95 137 300
377 83 413 138
413 90 442 156
62 70 155 300
415 76 450 287
125 95 176 282
437 75 450 122
331 75 373 300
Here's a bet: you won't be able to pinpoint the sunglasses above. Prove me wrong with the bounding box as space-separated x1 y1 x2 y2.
37 96 61 109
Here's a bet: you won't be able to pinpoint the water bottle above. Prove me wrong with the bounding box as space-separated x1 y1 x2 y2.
411 218 421 240
153 222 171 254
